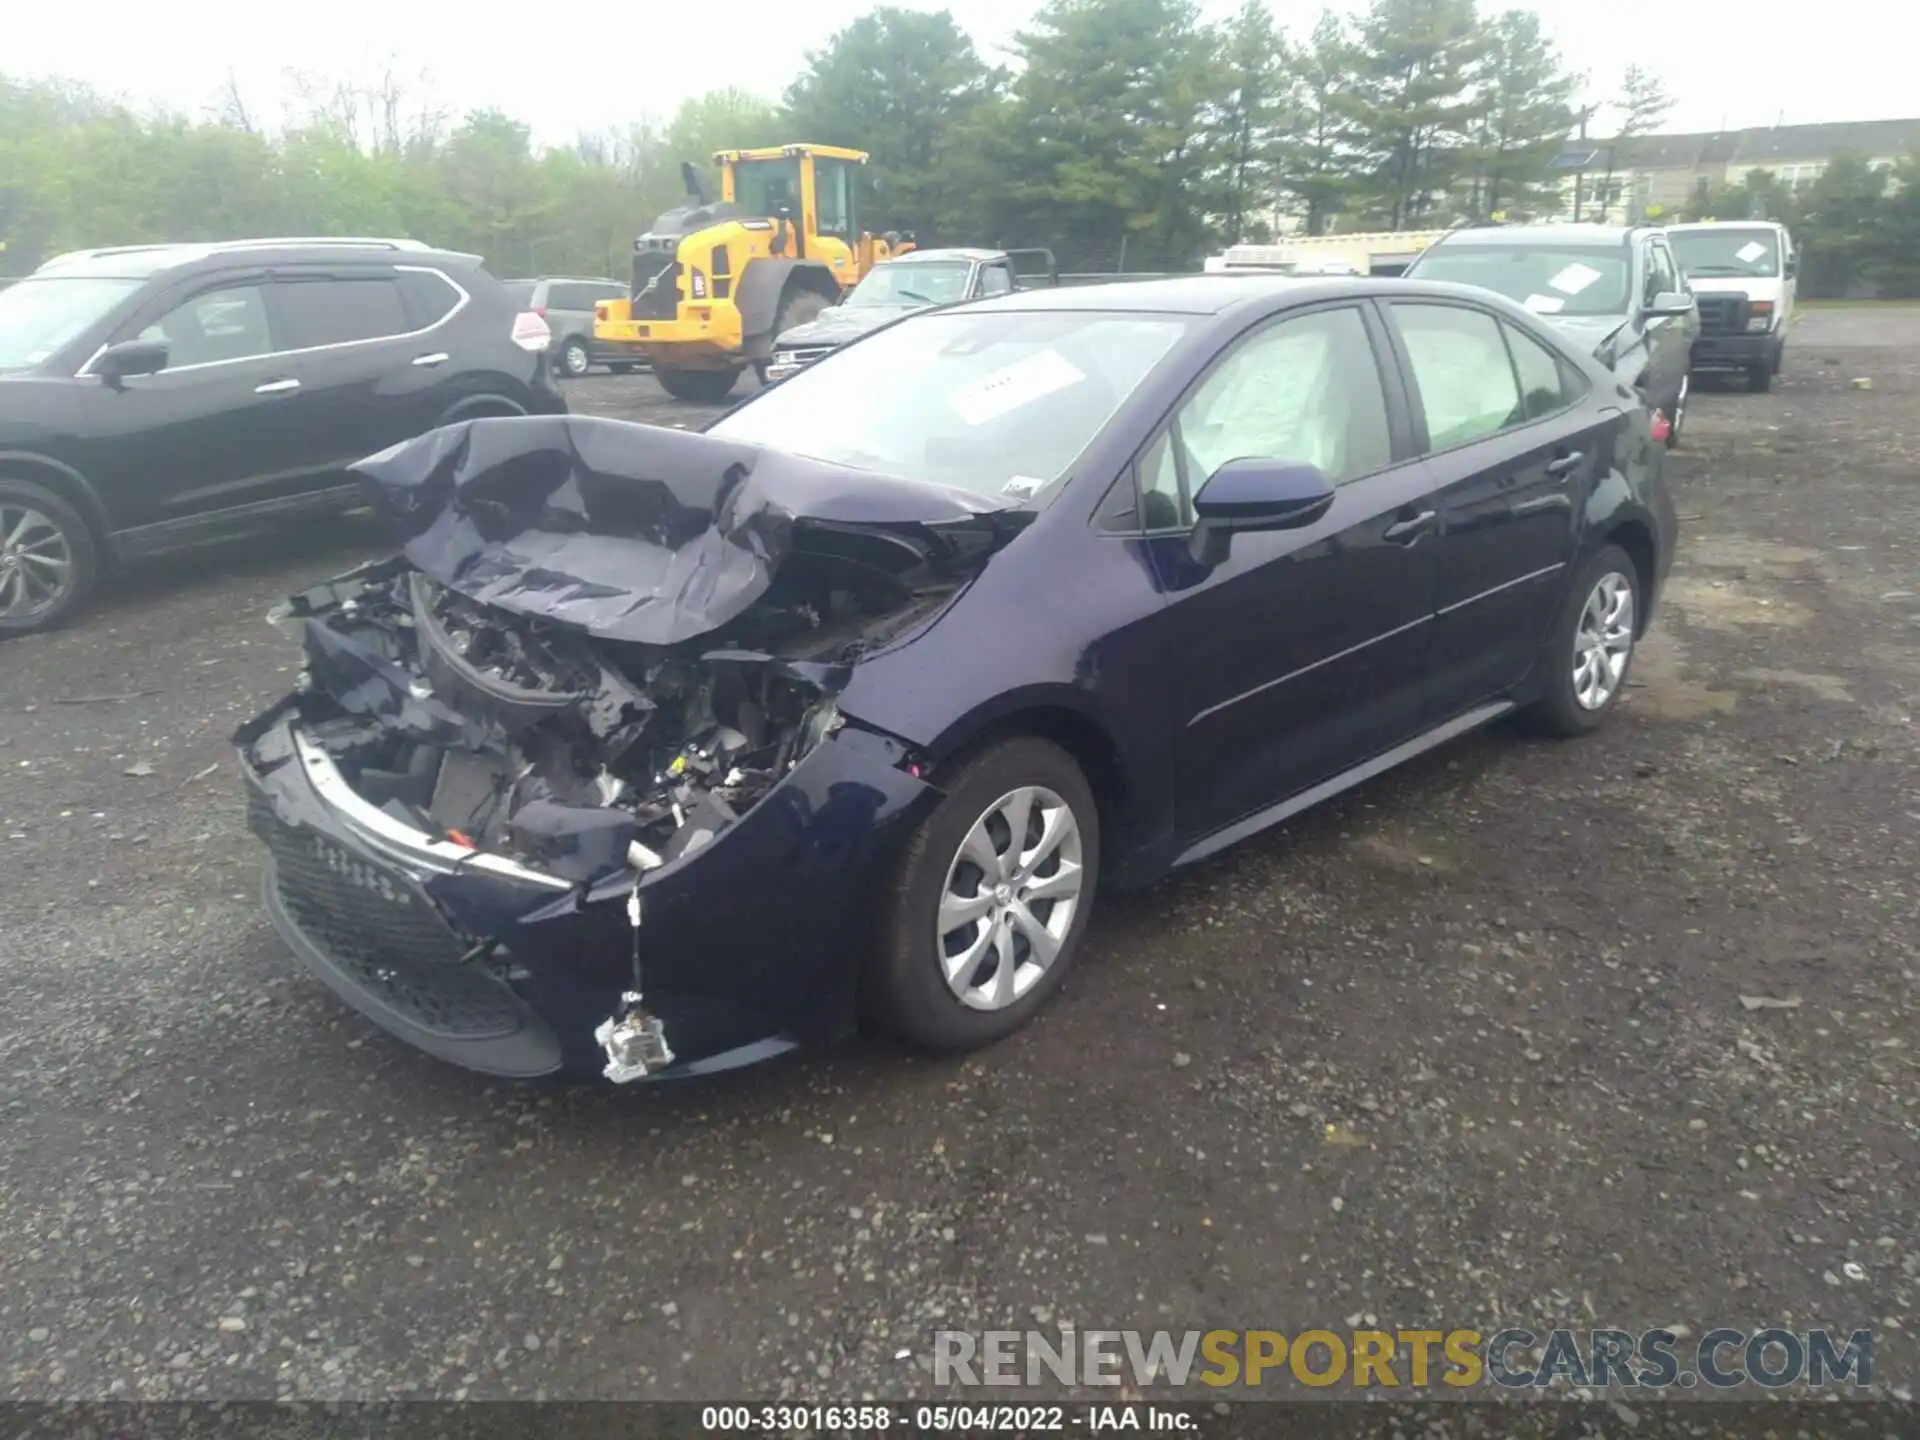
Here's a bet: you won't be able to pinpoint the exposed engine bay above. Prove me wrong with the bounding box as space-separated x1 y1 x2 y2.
274 540 953 885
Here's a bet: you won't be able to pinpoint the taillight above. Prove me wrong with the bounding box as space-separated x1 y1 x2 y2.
511 311 552 352
534 306 548 319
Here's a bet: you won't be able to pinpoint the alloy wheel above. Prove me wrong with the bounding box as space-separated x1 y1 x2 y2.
0 504 75 622
936 785 1085 1011
561 341 590 378
1572 571 1635 710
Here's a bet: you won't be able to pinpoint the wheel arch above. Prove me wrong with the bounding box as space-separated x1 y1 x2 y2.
436 393 529 426
926 697 1135 862
1601 517 1658 636
0 450 112 554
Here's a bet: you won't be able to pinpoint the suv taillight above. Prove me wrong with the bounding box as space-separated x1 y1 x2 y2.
512 311 552 352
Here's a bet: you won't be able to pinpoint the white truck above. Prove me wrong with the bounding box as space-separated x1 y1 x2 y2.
1662 220 1797 392
1204 231 1451 278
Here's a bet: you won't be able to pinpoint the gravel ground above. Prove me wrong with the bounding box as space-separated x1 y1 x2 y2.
1 310 1916 1408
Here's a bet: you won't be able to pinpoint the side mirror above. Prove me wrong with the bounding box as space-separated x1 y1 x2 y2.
92 338 169 387
1784 254 1799 277
1188 458 1336 566
1645 291 1696 318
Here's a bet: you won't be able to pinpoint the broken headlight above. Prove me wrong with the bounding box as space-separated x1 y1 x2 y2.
265 602 307 642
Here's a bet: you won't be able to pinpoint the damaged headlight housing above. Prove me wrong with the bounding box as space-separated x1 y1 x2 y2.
265 601 307 642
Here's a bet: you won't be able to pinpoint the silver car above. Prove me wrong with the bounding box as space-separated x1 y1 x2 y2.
507 278 642 379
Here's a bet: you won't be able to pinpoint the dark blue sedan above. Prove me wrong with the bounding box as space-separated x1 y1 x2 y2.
236 275 1676 1082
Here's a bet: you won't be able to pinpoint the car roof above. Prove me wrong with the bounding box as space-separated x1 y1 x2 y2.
35 237 480 280
1661 220 1787 232
1430 224 1640 249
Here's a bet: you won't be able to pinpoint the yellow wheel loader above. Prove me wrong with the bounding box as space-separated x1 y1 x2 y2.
594 144 915 403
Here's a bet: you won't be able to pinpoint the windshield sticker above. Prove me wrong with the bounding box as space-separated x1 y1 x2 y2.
1001 476 1046 498
1736 241 1768 263
1523 293 1566 314
950 349 1087 426
1547 262 1604 296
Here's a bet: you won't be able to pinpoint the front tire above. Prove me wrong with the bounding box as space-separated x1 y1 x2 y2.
0 478 98 638
867 737 1100 1052
654 367 740 404
1520 543 1641 739
1748 359 1774 392
558 337 591 379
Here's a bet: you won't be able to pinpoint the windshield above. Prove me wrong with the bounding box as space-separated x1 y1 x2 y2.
710 309 1190 499
848 261 973 308
0 276 142 372
1412 245 1632 317
1669 228 1781 279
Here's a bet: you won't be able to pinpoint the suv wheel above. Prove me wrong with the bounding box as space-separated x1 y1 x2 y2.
866 737 1100 1052
1521 543 1640 738
0 478 98 638
1664 374 1688 449
558 337 591 379
654 367 740 404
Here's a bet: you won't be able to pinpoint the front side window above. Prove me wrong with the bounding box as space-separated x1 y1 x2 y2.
1392 302 1524 449
1643 242 1680 305
0 276 142 372
733 158 802 221
978 264 1015 297
136 283 274 367
1411 244 1632 317
1141 306 1391 529
1668 227 1782 279
274 276 411 349
708 309 1190 500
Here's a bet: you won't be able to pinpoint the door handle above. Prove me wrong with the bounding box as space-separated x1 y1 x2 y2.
1544 451 1584 478
412 352 450 367
253 378 300 394
1383 509 1436 545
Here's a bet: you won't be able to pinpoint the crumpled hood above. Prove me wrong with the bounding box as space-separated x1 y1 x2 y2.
777 304 918 349
350 414 1016 647
1538 312 1630 358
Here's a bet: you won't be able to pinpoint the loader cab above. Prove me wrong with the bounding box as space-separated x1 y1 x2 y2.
717 145 864 247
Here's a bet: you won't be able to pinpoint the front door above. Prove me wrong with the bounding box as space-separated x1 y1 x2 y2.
76 273 312 533
1153 302 1439 847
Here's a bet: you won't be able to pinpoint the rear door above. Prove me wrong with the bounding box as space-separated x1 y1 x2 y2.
1380 298 1603 717
1153 301 1439 846
76 270 317 531
271 264 468 476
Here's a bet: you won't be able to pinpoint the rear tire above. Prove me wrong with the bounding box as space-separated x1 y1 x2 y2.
1519 543 1641 739
654 367 740 404
1664 374 1689 449
558 337 591 378
0 477 99 638
866 737 1100 1052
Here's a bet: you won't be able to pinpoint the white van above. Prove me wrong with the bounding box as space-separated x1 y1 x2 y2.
1663 220 1796 392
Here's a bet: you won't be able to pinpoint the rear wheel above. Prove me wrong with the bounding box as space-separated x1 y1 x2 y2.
867 737 1100 1052
654 367 740 404
1664 373 1689 449
558 337 591 378
1519 543 1641 739
0 478 98 638
770 287 830 347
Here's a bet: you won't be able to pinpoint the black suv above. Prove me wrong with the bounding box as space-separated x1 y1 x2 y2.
0 238 566 635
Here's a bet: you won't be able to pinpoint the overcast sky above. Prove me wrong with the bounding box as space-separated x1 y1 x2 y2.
7 0 1909 146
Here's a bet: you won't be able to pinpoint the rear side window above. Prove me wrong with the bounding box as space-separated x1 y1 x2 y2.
1502 321 1579 420
1391 302 1524 449
547 283 588 311
395 268 463 328
275 275 412 348
978 264 1014 297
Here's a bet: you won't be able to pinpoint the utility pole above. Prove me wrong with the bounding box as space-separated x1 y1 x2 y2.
1571 105 1598 222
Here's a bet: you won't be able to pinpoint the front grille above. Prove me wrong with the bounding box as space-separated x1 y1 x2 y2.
1694 294 1749 336
783 345 834 366
631 249 681 321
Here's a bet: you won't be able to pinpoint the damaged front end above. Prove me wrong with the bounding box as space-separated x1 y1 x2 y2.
236 416 1020 1081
